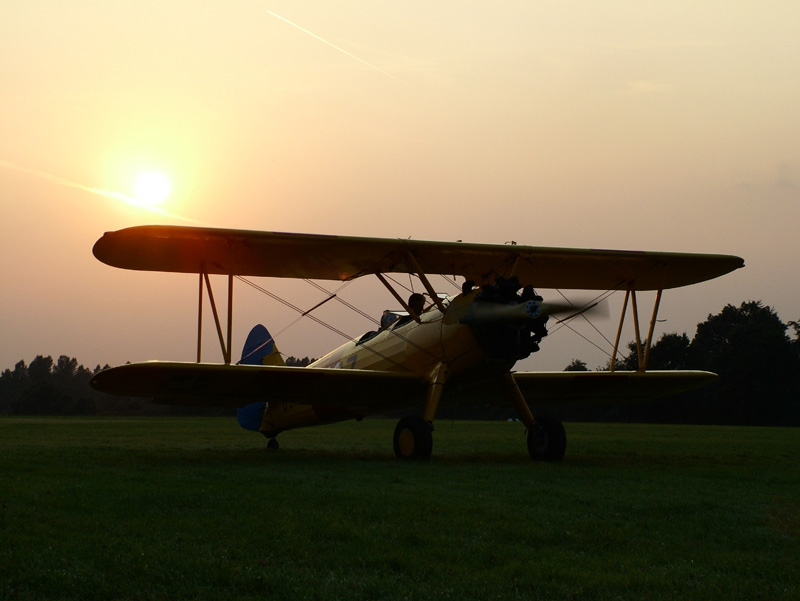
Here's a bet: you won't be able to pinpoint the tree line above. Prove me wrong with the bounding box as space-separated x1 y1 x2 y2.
558 301 800 425
0 355 314 417
1 301 798 424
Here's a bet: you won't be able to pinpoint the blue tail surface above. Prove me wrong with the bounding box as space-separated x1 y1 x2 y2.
239 324 282 366
236 324 282 432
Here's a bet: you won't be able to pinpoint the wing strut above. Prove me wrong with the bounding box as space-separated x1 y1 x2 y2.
375 273 420 322
609 282 664 372
196 270 234 364
503 372 534 427
642 288 664 370
196 273 203 362
375 257 446 321
631 289 643 366
610 289 630 371
406 253 447 313
226 273 234 364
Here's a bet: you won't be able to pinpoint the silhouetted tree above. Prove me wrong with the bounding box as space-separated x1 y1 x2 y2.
564 359 588 371
789 320 800 359
689 301 799 424
578 306 800 424
27 355 53 384
0 361 28 413
610 333 693 371
647 333 692 370
1 355 99 415
285 356 315 367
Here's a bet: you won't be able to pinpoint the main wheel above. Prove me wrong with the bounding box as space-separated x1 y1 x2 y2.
393 415 433 461
527 415 566 461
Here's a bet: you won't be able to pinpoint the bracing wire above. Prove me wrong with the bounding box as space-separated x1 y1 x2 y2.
234 275 441 370
236 271 632 370
235 276 356 343
300 278 443 362
546 288 637 364
551 289 617 346
302 279 380 326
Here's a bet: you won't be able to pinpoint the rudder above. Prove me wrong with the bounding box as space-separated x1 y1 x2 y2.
236 324 283 432
239 324 284 366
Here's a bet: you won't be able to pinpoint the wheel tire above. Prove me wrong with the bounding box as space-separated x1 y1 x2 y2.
393 415 433 461
527 415 566 461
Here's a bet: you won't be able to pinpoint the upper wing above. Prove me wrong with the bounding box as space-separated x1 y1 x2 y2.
91 361 428 408
93 225 743 291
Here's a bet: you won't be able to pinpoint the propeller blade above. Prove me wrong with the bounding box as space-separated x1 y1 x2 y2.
540 299 609 321
460 298 608 326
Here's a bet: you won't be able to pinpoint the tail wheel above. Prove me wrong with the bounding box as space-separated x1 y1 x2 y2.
393 415 433 461
527 414 566 461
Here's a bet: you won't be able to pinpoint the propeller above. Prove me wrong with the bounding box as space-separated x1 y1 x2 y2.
540 299 609 322
460 298 607 326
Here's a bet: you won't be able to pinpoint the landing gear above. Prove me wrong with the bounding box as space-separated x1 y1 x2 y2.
527 414 566 461
503 372 567 462
393 415 433 461
267 437 280 451
392 362 447 461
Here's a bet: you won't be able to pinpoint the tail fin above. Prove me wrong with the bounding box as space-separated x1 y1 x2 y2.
239 324 284 366
237 324 283 432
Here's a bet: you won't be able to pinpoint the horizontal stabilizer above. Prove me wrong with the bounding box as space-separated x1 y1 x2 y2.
236 402 266 431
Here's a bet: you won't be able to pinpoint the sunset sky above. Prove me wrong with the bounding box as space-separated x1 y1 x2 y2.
2 1 798 373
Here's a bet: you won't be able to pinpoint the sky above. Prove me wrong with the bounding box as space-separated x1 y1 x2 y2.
1 1 798 374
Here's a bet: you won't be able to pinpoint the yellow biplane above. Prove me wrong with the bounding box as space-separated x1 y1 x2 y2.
90 225 743 461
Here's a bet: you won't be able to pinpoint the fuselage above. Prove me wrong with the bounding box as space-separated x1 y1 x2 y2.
259 288 547 436
311 291 495 377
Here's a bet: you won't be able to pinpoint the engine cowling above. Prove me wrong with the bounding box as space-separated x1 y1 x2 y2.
460 278 549 362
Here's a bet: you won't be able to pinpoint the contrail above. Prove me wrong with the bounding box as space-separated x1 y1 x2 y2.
267 10 405 84
0 159 200 223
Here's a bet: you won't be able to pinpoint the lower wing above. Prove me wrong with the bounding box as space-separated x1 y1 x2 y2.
91 362 427 408
435 370 716 408
91 362 715 410
511 370 716 405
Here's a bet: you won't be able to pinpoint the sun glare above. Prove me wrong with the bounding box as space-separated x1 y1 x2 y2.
133 171 171 206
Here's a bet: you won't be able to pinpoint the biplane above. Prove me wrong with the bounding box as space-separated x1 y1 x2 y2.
90 226 744 461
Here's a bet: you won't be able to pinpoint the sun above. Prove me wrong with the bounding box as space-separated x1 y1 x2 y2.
133 171 171 206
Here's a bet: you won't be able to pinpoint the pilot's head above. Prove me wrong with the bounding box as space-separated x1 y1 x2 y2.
408 293 425 316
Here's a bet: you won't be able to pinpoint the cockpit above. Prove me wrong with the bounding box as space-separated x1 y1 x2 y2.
356 309 412 343
356 294 451 344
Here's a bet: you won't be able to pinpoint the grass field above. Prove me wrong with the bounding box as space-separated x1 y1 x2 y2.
1 417 798 600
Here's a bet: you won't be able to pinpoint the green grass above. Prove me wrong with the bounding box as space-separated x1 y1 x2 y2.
1 417 798 600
